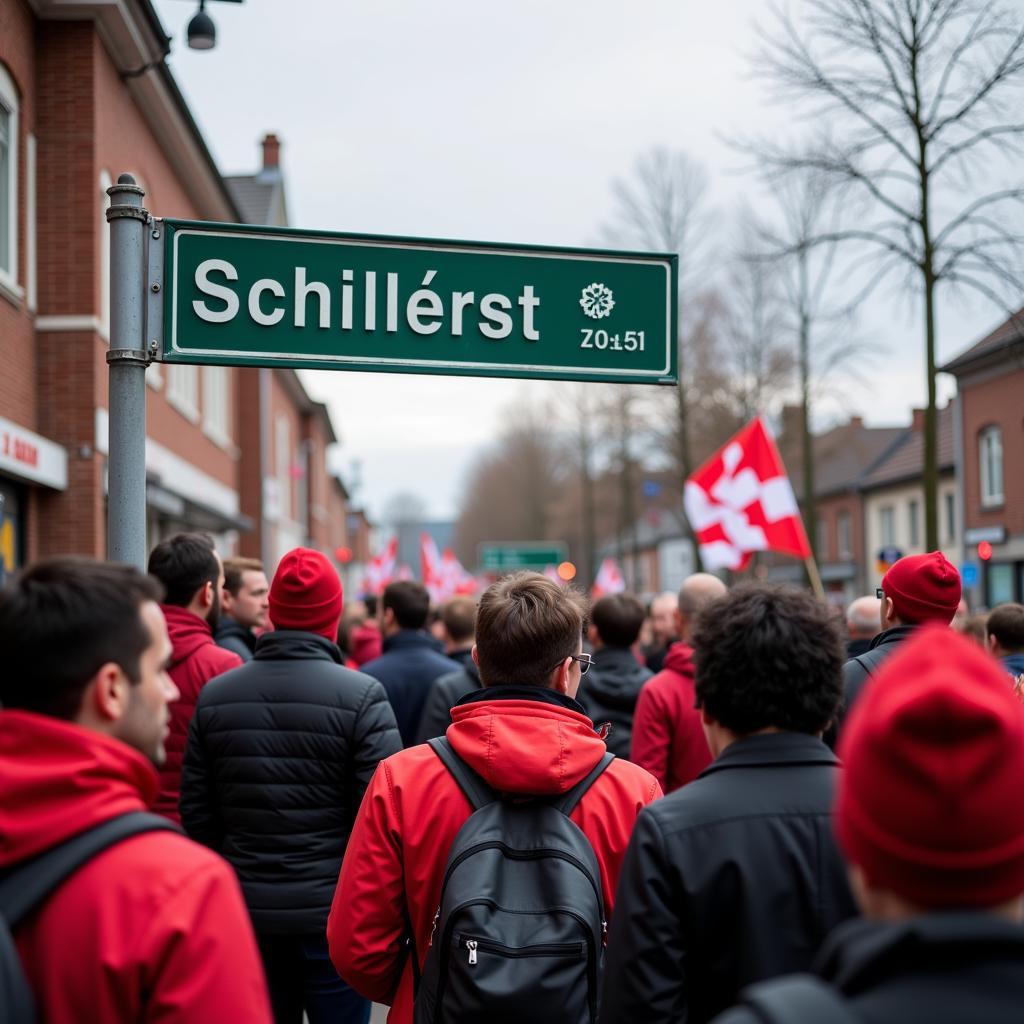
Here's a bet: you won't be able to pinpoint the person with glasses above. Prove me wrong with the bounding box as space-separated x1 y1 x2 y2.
837 552 961 737
328 571 662 1024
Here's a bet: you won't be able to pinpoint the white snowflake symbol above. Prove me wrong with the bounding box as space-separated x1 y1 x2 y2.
579 282 615 320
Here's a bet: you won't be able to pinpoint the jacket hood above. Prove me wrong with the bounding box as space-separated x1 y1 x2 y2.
161 604 215 667
663 640 696 677
584 647 651 709
447 692 607 796
0 710 157 868
214 615 256 652
350 622 383 666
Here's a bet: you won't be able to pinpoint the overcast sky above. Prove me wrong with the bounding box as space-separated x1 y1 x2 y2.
152 0 1009 521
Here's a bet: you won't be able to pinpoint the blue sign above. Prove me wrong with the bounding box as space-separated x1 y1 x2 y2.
961 562 979 587
643 479 662 499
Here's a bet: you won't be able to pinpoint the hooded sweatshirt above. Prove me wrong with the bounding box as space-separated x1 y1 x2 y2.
329 687 662 1023
0 710 271 1023
156 604 242 821
630 641 712 793
579 646 652 759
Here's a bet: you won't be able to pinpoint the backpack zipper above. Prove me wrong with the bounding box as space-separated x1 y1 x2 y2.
460 935 586 964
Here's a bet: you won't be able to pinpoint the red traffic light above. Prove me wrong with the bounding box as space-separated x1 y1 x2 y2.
978 541 992 561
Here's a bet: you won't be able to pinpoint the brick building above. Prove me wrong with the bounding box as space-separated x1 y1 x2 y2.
942 312 1024 606
0 0 359 578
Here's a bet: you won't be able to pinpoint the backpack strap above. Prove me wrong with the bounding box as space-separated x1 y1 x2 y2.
740 974 861 1024
554 752 614 817
0 812 181 927
427 737 495 811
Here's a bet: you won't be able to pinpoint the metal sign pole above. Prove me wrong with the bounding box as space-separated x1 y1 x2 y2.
105 174 150 568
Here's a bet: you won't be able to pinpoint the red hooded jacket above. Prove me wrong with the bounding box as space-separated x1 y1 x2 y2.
350 621 383 666
0 710 272 1024
328 693 662 1023
156 604 241 821
629 641 712 793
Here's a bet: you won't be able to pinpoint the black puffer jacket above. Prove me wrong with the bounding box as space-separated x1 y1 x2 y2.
414 659 482 744
213 615 256 662
716 914 1024 1024
579 646 651 759
180 630 402 934
600 732 857 1024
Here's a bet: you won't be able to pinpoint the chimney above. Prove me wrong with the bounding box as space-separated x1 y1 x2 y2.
261 133 281 171
849 415 863 428
911 407 925 432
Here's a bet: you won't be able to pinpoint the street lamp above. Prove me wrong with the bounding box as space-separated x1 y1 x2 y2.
182 0 244 52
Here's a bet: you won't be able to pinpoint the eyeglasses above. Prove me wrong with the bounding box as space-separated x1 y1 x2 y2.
876 588 885 600
570 653 594 676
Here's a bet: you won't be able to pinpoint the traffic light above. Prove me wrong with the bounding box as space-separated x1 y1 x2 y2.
978 541 993 561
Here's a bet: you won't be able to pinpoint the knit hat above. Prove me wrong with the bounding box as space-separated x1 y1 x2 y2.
268 548 343 642
881 551 961 625
837 627 1024 908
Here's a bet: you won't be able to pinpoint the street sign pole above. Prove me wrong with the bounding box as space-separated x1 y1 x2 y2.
105 174 150 569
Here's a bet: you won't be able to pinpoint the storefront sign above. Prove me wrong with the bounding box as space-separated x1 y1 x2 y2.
0 416 67 490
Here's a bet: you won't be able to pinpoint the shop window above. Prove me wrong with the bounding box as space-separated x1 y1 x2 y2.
0 62 20 295
979 426 1004 507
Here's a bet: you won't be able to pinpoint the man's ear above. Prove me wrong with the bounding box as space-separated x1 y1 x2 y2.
674 609 686 637
88 662 130 724
471 643 480 667
700 705 715 729
551 657 571 695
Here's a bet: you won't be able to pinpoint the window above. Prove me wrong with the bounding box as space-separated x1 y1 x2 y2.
167 365 199 422
980 426 1004 507
202 366 230 446
276 414 291 521
944 492 956 543
0 62 20 296
816 519 829 561
837 512 852 560
908 499 920 548
879 505 895 547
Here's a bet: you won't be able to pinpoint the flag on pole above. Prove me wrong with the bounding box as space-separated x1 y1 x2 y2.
420 533 446 602
362 536 398 595
592 558 625 598
441 548 479 596
683 416 810 571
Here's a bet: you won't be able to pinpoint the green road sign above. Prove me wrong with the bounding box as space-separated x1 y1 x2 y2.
479 544 568 571
159 220 677 385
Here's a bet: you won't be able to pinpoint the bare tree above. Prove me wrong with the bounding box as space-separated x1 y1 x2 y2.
750 0 1024 548
601 147 712 566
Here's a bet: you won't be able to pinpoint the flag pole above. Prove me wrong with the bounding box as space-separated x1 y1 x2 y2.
804 554 826 601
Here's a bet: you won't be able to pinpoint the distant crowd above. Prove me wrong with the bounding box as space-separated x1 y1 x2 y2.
2 537 1024 1023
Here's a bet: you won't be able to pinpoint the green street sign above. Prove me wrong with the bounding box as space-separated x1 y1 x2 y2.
479 544 568 571
159 220 677 385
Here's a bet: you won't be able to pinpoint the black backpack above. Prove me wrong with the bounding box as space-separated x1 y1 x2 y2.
0 812 180 1024
413 737 613 1024
739 974 861 1024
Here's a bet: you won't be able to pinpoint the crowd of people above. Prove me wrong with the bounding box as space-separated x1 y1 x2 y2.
2 536 1024 1023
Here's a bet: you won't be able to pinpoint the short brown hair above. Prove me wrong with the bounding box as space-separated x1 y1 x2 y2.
442 596 477 644
475 572 588 688
988 603 1024 653
591 593 645 647
222 557 265 597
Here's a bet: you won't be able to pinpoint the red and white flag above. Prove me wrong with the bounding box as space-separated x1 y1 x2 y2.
442 549 480 597
592 558 626 598
362 536 398 595
420 533 446 602
683 417 810 571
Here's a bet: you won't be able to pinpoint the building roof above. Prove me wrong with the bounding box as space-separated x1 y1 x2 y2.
859 405 955 491
223 173 284 226
941 308 1024 375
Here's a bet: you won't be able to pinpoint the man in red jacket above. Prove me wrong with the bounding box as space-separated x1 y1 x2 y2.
328 571 661 1023
0 557 272 1023
631 572 727 792
147 532 241 821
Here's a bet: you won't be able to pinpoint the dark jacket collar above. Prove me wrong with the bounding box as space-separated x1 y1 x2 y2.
699 731 839 778
869 624 917 650
455 684 587 717
253 630 342 663
593 646 644 671
383 629 441 652
214 615 257 652
818 913 1024 991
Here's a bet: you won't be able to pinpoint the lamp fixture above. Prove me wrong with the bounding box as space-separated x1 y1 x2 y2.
182 0 244 53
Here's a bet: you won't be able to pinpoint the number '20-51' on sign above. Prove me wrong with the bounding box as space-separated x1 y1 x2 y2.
159 221 678 385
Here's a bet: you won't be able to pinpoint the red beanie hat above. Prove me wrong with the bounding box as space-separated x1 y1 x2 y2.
881 551 961 624
837 626 1024 908
269 548 343 642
